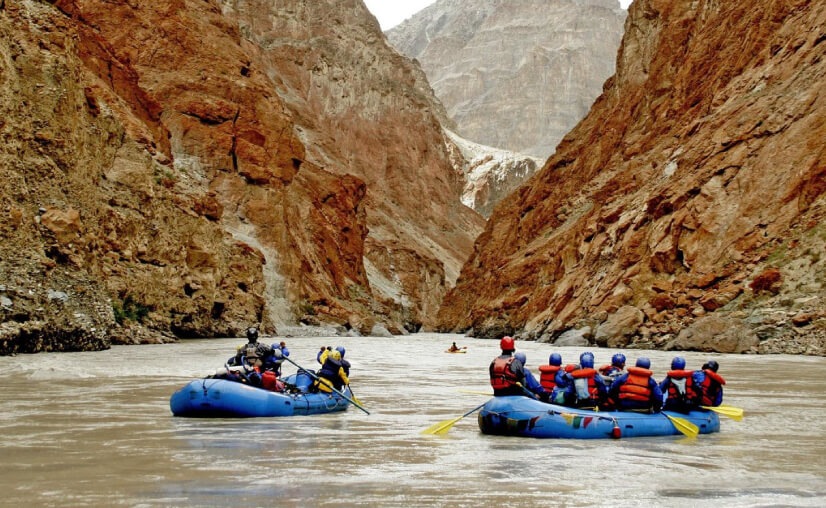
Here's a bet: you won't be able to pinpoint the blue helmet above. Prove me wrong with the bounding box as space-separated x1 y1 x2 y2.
335 346 346 358
612 353 626 367
580 351 595 369
549 353 562 366
636 357 651 369
671 356 686 370
515 352 527 366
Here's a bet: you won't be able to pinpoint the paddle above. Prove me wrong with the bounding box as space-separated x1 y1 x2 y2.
348 385 363 406
664 413 699 438
281 356 370 415
702 405 744 421
421 402 487 435
459 389 493 396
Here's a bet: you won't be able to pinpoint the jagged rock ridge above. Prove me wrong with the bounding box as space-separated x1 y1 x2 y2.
388 0 627 159
437 0 826 355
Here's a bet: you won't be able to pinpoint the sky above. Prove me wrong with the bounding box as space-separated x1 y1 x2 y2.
364 0 634 31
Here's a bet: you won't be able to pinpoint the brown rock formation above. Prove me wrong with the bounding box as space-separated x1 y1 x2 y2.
222 0 484 330
1 0 481 353
438 0 826 355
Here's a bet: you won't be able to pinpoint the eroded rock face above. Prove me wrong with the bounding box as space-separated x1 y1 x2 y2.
0 0 481 352
222 0 484 329
388 0 627 159
438 0 826 355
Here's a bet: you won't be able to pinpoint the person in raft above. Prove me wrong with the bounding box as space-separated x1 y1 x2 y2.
261 340 289 377
691 360 725 407
515 352 549 401
489 336 526 396
599 353 627 386
556 352 608 409
608 357 663 413
537 353 564 394
335 346 351 376
317 346 332 364
229 327 273 369
312 349 349 393
659 356 696 413
448 342 462 352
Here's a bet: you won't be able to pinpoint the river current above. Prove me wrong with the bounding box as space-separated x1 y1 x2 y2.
0 333 824 507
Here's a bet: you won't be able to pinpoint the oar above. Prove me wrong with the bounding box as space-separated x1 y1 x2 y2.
458 389 493 396
702 405 744 421
664 413 699 438
421 402 487 435
460 384 537 399
281 357 370 415
348 385 363 406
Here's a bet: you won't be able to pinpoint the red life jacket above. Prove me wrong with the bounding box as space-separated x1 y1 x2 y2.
490 357 519 390
619 366 653 402
571 368 600 401
598 364 614 376
695 369 726 405
664 369 694 402
538 365 561 390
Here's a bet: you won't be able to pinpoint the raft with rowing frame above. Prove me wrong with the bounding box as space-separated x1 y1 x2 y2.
478 396 720 439
170 373 351 418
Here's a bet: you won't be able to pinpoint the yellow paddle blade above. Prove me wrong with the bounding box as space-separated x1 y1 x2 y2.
665 414 700 439
702 405 744 421
421 416 462 435
458 390 493 396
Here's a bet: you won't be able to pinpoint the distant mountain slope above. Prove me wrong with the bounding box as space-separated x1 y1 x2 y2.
388 0 626 159
437 0 826 355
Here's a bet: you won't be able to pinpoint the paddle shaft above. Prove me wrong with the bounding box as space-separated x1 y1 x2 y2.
462 402 487 418
282 356 370 415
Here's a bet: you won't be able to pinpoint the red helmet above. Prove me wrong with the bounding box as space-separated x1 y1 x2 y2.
500 336 515 351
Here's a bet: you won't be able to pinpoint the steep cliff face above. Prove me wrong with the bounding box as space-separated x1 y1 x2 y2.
221 0 484 330
0 0 481 353
438 0 826 355
388 0 627 159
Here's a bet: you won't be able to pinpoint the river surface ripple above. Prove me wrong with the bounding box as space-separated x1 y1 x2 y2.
0 333 824 507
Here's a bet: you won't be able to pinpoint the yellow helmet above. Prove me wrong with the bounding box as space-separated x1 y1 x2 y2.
330 350 342 361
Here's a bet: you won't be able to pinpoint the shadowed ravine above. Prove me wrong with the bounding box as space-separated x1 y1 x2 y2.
0 334 824 506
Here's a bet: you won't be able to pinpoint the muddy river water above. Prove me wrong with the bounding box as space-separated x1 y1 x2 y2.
0 333 824 507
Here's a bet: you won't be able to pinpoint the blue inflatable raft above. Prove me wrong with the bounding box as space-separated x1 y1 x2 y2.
478 396 720 439
170 373 351 418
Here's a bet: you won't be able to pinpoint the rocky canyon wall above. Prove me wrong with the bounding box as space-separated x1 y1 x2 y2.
388 0 627 160
0 0 481 354
437 0 826 355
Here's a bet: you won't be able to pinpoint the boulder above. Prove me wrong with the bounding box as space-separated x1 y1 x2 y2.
665 315 759 353
552 327 592 347
594 306 644 347
369 324 393 338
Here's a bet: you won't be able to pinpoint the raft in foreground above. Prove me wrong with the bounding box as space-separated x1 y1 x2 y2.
170 374 351 418
478 396 720 439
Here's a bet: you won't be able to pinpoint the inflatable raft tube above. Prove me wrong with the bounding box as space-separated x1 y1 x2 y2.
478 396 719 439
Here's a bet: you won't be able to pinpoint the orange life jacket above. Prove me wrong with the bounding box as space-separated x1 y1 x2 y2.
619 366 653 402
695 369 726 406
538 365 561 390
571 368 600 401
490 357 519 390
